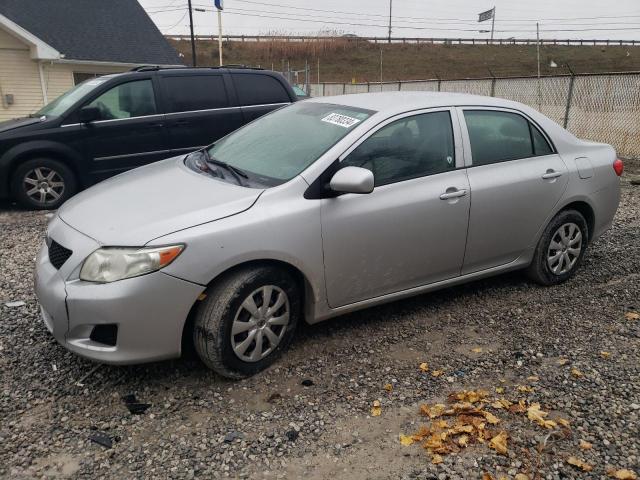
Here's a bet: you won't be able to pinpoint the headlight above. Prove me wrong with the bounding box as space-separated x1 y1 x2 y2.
79 245 184 283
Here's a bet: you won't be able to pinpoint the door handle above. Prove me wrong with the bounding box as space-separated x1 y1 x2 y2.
541 170 562 179
439 188 467 200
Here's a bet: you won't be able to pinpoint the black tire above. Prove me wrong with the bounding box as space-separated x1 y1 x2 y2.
526 209 588 286
10 157 77 210
193 266 301 379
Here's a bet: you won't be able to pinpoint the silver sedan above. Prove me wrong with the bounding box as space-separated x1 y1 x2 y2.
35 92 622 378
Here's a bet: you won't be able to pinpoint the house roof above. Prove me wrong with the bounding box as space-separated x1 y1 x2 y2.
0 0 182 65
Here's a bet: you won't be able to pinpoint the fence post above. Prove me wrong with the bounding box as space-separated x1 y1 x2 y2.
564 74 575 129
367 82 370 92
437 79 441 91
490 77 496 97
343 83 346 94
398 81 401 91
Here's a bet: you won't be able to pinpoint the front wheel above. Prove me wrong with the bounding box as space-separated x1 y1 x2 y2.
193 266 301 379
526 209 588 285
11 158 77 210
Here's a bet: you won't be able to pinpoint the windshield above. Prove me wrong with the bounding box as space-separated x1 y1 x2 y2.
35 77 109 117
200 102 374 186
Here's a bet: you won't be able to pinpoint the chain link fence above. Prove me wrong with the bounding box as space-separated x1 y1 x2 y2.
309 72 640 158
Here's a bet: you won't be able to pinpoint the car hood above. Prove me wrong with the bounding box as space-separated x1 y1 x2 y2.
58 156 264 245
0 116 44 133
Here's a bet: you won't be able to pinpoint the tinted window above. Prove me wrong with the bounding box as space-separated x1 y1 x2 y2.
464 110 533 165
342 111 455 187
233 74 290 106
87 80 156 120
531 124 553 156
163 75 229 113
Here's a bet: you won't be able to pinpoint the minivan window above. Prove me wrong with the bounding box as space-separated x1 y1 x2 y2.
198 102 373 185
232 74 290 106
163 75 229 113
35 78 108 118
342 111 455 186
464 110 534 165
86 80 157 120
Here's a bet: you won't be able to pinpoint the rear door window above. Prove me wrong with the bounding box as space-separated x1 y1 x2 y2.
232 74 291 106
464 110 533 165
162 75 229 113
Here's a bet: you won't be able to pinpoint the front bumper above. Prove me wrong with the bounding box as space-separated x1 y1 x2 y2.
34 216 204 365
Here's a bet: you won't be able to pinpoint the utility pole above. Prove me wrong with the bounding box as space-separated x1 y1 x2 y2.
536 22 541 109
388 0 393 43
491 6 496 42
217 7 223 66
187 0 196 66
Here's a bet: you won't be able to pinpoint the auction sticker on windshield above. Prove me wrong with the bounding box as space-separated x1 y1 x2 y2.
321 113 362 128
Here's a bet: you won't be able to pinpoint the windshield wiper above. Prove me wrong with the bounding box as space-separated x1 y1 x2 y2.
200 149 248 185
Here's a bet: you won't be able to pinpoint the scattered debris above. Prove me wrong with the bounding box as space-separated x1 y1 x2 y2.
266 392 282 403
88 431 113 449
285 430 299 442
371 400 381 416
121 394 151 415
4 301 25 308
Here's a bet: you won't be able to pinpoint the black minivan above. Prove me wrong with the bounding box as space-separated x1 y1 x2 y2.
0 67 298 209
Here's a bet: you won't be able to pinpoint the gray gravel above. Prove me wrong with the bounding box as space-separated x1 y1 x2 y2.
1 162 639 480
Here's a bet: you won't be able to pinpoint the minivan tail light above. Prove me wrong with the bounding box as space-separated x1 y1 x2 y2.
613 158 624 176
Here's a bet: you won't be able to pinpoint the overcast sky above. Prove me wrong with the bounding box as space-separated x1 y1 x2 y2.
138 0 640 40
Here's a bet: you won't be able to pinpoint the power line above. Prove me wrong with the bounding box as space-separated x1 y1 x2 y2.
162 6 640 33
147 1 640 24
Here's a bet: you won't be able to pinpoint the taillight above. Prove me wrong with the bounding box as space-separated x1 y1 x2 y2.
613 158 624 176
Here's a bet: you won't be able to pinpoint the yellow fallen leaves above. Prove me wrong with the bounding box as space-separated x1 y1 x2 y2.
571 368 585 378
449 389 489 404
371 400 381 417
527 403 557 429
624 311 639 321
431 370 444 377
482 411 500 425
471 347 483 353
607 468 638 479
495 387 505 394
601 351 611 358
384 383 393 392
399 434 414 446
488 431 508 454
557 358 570 365
514 475 530 480
558 418 571 428
579 439 593 450
419 362 429 372
567 456 593 472
517 385 534 393
431 454 443 464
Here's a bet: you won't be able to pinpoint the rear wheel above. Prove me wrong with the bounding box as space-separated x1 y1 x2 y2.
11 158 77 210
527 209 588 285
193 266 301 379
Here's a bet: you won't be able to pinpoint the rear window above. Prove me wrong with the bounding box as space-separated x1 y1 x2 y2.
232 73 291 106
163 75 229 113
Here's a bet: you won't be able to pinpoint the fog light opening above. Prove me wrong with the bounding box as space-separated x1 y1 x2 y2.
89 324 118 346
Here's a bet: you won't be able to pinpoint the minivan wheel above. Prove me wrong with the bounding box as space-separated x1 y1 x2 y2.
193 266 301 379
526 209 588 286
11 158 77 210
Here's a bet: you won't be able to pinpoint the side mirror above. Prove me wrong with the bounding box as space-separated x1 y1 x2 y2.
329 166 374 194
79 106 100 123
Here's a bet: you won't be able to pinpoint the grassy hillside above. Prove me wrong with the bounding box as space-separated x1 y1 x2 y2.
168 38 640 82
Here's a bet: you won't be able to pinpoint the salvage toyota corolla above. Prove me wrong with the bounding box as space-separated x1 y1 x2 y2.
35 92 622 378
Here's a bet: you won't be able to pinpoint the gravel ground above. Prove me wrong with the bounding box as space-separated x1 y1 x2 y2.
1 162 639 480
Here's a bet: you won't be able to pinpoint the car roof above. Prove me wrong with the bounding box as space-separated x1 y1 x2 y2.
307 91 524 115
